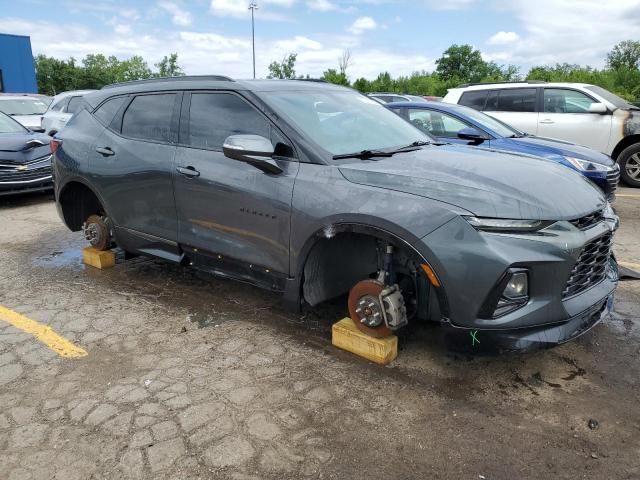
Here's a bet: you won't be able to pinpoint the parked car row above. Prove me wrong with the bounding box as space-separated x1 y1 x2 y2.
443 81 640 187
50 76 619 352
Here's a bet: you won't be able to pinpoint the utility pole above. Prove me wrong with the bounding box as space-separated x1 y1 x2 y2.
249 1 258 79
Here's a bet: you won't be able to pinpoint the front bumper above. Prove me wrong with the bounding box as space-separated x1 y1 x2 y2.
440 289 613 353
418 215 618 349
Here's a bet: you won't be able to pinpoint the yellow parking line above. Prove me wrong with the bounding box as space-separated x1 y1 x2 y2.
619 261 640 271
0 305 87 358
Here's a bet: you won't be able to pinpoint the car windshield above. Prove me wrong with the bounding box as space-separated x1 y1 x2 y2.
0 98 49 115
585 85 637 110
263 90 434 156
0 112 27 133
453 104 522 137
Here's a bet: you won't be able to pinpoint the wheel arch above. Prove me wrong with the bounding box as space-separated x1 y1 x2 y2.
611 134 640 160
284 221 450 320
58 180 107 231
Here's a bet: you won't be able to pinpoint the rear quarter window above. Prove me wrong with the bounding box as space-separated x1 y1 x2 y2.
459 90 488 111
121 93 177 143
93 96 127 127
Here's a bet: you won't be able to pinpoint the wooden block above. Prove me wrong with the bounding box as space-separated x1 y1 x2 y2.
332 317 398 365
82 247 116 269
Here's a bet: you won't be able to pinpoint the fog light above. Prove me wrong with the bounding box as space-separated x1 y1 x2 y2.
503 272 528 299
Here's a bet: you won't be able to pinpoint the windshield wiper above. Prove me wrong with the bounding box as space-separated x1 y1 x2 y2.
332 149 393 160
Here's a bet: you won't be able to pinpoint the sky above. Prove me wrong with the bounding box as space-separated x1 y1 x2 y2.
1 0 640 80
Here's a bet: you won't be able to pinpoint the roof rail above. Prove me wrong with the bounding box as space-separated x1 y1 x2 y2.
456 80 547 88
102 75 234 89
291 78 328 83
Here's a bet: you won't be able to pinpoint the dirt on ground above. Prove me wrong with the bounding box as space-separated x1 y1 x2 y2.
0 188 639 480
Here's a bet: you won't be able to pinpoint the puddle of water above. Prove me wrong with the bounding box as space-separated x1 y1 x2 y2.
32 248 84 269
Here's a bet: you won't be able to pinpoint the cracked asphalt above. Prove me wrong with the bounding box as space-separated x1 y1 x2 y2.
0 188 639 480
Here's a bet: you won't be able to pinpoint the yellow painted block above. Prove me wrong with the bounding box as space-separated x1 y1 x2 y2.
332 317 398 365
82 246 116 269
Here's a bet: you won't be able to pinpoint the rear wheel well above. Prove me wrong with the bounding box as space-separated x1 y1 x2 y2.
611 135 640 160
59 182 105 231
300 228 444 323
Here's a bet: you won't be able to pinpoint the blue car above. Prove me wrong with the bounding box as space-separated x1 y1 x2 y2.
387 101 620 200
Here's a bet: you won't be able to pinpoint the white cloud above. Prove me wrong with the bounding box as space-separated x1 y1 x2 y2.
486 0 640 69
158 1 193 26
423 0 476 11
348 16 377 35
487 31 519 45
307 0 337 11
0 16 435 81
210 0 247 18
114 24 132 35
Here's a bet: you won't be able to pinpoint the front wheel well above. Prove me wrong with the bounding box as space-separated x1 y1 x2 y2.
611 134 640 160
59 182 105 231
299 228 444 323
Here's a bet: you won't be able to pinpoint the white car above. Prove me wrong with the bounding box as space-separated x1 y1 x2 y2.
0 94 50 132
443 81 640 187
41 90 96 136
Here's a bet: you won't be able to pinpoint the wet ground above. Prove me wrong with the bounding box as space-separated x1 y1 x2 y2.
0 188 639 480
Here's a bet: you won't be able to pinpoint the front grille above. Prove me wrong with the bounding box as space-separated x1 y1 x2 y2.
0 166 51 183
607 164 620 198
569 209 604 230
562 232 613 299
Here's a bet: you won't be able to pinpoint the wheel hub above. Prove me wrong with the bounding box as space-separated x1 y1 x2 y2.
354 294 384 328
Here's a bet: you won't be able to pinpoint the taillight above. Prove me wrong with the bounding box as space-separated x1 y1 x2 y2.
50 139 62 154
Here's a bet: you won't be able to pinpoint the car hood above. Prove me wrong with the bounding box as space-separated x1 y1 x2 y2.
338 144 606 220
500 136 614 166
0 132 52 163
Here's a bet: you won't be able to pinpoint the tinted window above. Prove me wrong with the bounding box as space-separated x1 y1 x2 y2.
94 96 127 127
491 88 537 113
66 96 84 114
50 98 67 112
459 90 487 110
543 88 595 113
122 94 176 142
408 109 469 138
187 93 270 150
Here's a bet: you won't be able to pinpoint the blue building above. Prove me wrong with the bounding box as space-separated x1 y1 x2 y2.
0 33 38 93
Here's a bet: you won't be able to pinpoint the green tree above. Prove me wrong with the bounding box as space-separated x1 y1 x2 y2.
435 44 487 83
606 40 640 71
34 55 81 95
155 53 185 77
321 68 349 86
267 53 298 79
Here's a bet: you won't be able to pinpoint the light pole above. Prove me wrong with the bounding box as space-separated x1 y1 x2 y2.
248 1 258 79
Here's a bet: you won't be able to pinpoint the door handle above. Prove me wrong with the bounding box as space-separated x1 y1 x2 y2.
539 119 555 124
95 147 115 156
176 166 200 178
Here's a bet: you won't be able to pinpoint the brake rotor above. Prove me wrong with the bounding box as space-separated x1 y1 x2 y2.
348 279 393 338
83 214 111 251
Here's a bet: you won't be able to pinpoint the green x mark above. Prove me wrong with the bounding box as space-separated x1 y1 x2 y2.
470 330 480 346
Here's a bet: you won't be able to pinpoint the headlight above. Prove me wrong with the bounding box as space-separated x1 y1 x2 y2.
479 268 529 318
503 272 528 299
464 216 552 233
564 156 612 172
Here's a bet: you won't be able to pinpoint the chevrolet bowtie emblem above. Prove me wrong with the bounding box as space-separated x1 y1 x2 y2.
16 165 28 171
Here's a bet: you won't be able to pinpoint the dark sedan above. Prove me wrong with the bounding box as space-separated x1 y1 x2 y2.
0 112 53 196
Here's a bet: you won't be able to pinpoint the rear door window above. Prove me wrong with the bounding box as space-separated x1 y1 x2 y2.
121 93 177 143
491 88 537 112
459 90 488 110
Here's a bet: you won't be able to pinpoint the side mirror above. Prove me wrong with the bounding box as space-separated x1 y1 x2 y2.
588 102 608 114
457 127 486 143
222 134 282 174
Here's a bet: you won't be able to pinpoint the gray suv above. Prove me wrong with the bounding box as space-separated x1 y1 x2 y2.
53 76 618 351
